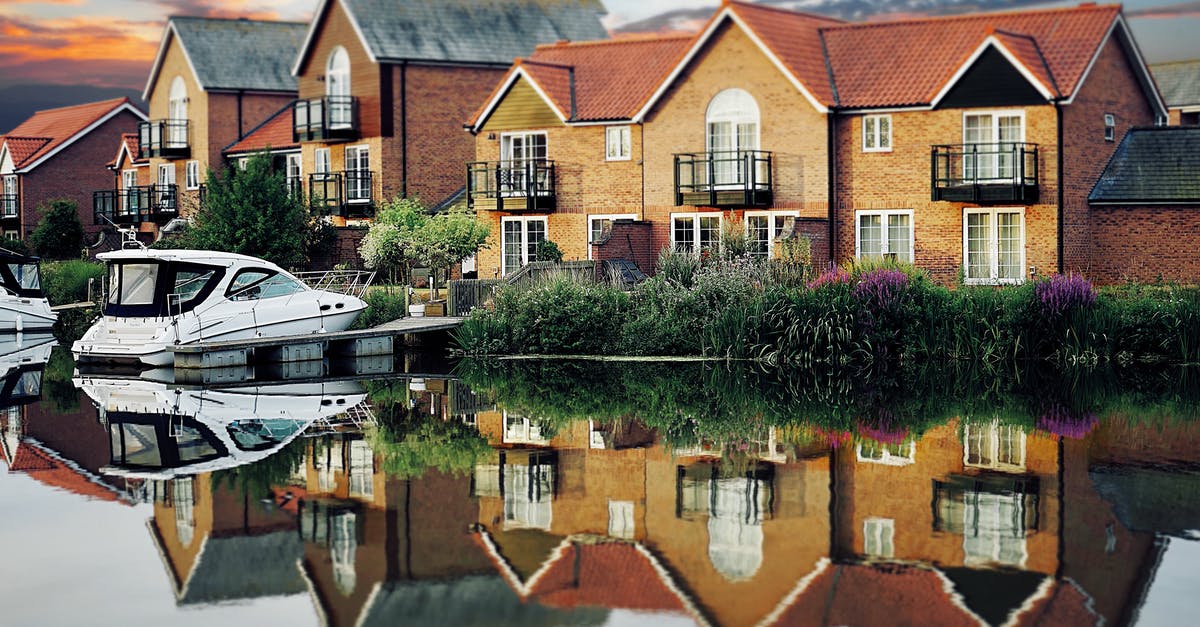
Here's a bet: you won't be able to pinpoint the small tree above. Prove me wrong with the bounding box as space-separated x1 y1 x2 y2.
359 198 490 298
30 199 83 259
183 153 307 268
411 207 491 298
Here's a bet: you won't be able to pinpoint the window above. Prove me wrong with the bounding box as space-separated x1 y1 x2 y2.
856 210 913 262
745 210 798 257
856 440 916 466
1104 113 1115 142
671 213 721 255
285 153 302 195
605 126 631 161
503 459 554 530
963 208 1024 284
168 76 188 147
345 145 370 202
963 111 1023 180
501 216 547 275
863 518 895 558
314 148 331 174
1 175 17 218
964 422 1026 471
348 440 374 498
3 231 17 241
172 477 195 547
608 500 635 539
706 89 760 187
962 491 1028 567
501 132 548 195
863 114 892 152
157 164 175 207
326 47 352 129
587 213 636 260
184 161 199 190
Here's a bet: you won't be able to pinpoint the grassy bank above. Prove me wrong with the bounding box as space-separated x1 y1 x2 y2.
452 255 1200 368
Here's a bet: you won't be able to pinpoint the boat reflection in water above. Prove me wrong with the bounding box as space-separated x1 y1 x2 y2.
0 333 55 466
74 376 369 480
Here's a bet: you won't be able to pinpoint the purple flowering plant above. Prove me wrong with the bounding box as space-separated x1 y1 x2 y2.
807 266 851 290
1035 273 1096 319
852 268 910 311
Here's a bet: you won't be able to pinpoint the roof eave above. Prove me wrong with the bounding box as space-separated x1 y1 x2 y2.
469 66 568 133
928 36 1058 109
17 102 147 173
291 0 378 77
1061 15 1168 119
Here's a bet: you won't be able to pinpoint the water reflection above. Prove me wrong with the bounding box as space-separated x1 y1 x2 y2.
4 355 1200 625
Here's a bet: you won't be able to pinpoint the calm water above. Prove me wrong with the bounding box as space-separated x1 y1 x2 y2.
4 343 1200 627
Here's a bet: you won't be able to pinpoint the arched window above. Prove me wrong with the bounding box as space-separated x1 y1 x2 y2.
706 89 760 186
167 76 188 147
326 47 352 129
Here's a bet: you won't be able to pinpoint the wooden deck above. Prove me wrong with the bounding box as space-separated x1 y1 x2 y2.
167 316 464 369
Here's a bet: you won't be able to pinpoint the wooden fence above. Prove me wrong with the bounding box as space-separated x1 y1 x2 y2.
448 279 504 316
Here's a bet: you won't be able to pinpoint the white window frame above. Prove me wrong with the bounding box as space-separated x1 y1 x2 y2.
2 175 18 219
587 213 636 260
326 46 352 130
963 421 1027 472
4 231 18 241
344 144 370 203
962 207 1025 285
670 212 722 255
605 125 631 161
500 216 548 276
962 110 1025 181
608 500 635 540
285 153 302 194
745 210 799 258
855 440 916 466
237 157 248 170
314 147 331 174
862 114 892 152
855 209 914 263
184 160 200 190
706 89 761 189
863 517 895 558
1104 113 1115 142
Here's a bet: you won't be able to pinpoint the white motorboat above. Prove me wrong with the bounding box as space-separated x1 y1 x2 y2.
72 248 372 367
73 376 370 480
0 249 57 331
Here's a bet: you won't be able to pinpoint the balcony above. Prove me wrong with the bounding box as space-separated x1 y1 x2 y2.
0 195 18 227
467 160 556 212
138 119 190 159
931 143 1039 204
293 96 359 143
93 185 179 225
309 171 374 219
674 150 772 208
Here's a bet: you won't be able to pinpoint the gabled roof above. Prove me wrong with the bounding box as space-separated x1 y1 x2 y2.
469 33 693 129
1 98 146 173
8 438 126 504
107 133 147 169
822 3 1123 109
1150 59 1200 109
144 17 308 100
292 0 609 75
223 102 299 156
1089 127 1200 204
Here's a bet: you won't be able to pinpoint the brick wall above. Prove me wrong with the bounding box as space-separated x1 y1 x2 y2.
20 108 143 240
1087 205 1200 283
795 217 830 271
1063 36 1157 279
593 220 654 275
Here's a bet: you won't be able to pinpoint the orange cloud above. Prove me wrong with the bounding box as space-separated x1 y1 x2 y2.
0 15 158 87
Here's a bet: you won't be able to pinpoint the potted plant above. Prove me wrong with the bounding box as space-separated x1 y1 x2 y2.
407 286 426 317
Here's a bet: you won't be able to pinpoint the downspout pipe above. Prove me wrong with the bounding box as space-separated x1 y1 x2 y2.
827 111 837 267
1056 101 1064 275
401 61 408 199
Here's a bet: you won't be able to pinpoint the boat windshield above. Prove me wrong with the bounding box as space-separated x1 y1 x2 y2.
8 263 40 291
104 260 225 317
106 413 227 470
0 257 45 298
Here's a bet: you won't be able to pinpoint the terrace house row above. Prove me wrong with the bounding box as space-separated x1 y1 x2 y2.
1 98 145 241
467 1 1167 284
103 17 307 237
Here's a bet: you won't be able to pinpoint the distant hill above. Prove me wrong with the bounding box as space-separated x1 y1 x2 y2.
0 84 145 135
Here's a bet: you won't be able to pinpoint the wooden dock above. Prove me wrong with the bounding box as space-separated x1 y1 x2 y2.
167 316 464 369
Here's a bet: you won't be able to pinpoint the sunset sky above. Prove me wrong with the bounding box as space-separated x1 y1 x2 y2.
0 0 1197 91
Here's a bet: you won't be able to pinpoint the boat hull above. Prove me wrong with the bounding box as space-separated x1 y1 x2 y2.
0 296 57 331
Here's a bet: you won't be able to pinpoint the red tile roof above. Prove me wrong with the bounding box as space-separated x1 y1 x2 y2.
822 4 1120 107
224 103 298 155
2 97 138 171
726 1 843 107
771 564 981 627
8 441 124 504
106 133 146 169
527 542 689 612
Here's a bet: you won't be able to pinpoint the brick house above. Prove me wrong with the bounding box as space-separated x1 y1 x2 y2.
1150 59 1200 125
468 2 1168 285
0 98 146 241
130 17 307 237
1087 126 1200 282
93 133 155 238
286 0 608 230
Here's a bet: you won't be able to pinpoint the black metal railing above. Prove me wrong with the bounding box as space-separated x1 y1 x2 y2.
93 185 179 225
0 195 18 223
293 96 359 142
931 143 1039 204
466 160 556 212
309 172 342 212
674 150 772 207
138 119 190 159
308 171 374 218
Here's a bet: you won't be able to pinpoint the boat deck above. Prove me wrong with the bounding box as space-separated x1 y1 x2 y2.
167 316 464 369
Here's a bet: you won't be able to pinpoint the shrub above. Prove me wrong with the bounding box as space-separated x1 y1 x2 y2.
41 259 104 305
656 248 701 288
30 199 83 260
350 289 406 329
535 239 563 263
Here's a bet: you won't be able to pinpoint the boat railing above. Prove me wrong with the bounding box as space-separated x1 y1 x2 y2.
293 269 375 299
